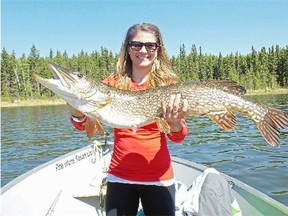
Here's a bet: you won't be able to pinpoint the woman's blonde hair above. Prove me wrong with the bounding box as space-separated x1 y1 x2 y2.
114 23 179 90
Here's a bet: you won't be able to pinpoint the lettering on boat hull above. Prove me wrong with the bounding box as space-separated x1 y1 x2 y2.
55 149 94 171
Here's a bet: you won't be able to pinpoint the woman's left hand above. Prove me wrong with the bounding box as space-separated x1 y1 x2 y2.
161 93 188 133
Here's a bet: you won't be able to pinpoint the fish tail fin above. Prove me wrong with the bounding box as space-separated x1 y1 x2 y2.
208 111 237 131
256 107 288 146
84 118 105 139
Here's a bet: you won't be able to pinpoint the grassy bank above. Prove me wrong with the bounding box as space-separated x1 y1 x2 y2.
246 88 288 96
1 99 66 108
1 88 287 108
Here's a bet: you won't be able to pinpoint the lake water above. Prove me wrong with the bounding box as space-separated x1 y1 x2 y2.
1 94 288 206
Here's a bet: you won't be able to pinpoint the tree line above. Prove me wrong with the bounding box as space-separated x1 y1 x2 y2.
1 44 288 102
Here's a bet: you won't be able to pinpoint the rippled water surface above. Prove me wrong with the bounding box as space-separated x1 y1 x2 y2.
1 94 288 205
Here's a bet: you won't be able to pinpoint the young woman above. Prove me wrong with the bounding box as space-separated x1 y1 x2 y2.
70 23 188 216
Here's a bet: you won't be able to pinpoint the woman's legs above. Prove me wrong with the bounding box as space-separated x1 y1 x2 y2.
140 184 175 216
105 182 140 216
105 182 175 216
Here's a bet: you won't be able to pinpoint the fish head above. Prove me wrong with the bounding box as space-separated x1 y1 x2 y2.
33 63 103 115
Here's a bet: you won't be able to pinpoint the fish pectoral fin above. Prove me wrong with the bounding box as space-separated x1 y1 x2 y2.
208 111 236 131
84 118 105 138
94 119 105 137
155 117 171 133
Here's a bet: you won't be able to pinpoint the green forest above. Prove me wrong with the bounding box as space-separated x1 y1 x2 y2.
1 44 288 102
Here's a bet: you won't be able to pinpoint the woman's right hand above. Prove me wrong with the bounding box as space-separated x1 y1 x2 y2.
67 103 85 119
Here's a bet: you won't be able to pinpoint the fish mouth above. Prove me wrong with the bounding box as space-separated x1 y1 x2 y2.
33 63 85 104
33 63 77 88
47 63 76 88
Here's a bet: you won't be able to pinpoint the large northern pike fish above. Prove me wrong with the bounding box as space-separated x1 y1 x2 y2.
33 63 288 146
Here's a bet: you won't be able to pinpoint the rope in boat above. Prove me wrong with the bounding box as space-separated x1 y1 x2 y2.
91 133 112 210
91 132 112 172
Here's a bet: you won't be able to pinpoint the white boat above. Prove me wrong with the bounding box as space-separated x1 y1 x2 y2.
1 140 288 216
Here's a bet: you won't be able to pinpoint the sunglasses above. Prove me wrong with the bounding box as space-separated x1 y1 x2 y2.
129 41 159 52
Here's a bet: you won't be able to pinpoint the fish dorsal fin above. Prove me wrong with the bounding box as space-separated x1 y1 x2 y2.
208 111 236 131
84 118 105 138
204 80 246 96
155 117 171 133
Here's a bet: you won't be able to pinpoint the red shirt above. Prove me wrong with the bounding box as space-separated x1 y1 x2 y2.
71 76 188 182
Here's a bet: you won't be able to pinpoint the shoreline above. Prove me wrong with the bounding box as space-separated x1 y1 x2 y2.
1 88 288 108
245 88 288 96
1 99 66 108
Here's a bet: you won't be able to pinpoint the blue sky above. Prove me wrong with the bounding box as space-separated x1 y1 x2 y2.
2 0 288 58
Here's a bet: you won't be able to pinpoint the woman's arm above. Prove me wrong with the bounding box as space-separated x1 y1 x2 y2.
167 119 188 143
68 104 86 131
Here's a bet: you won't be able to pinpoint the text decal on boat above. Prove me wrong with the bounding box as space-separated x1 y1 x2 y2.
55 149 94 171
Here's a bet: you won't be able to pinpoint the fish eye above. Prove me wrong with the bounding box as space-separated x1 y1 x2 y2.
73 72 84 79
